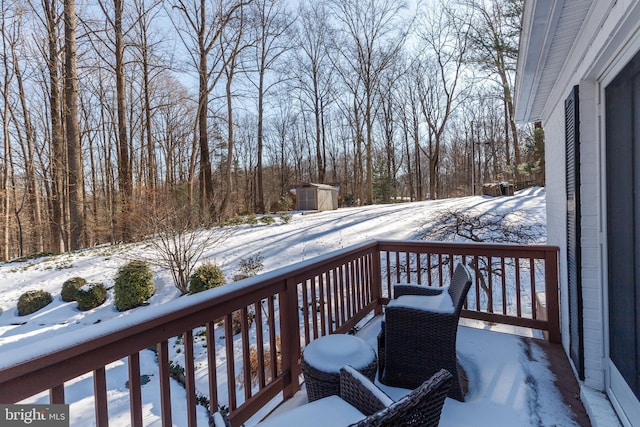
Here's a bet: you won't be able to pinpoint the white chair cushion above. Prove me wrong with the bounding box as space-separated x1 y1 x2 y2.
387 293 455 314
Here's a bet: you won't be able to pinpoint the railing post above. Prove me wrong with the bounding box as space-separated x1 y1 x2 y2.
93 368 108 427
371 247 383 315
280 278 301 399
49 385 64 404
128 352 143 427
545 248 561 343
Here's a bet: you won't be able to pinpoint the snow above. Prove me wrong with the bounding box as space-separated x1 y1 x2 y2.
263 316 581 427
256 395 366 427
302 334 376 372
0 188 590 426
388 292 454 313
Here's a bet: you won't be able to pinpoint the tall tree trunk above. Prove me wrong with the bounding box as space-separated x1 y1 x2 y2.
220 67 234 218
255 71 265 214
412 108 422 201
198 49 213 218
13 40 44 253
2 10 10 260
64 0 84 250
314 77 325 183
114 0 132 241
365 92 373 205
44 0 65 253
428 132 439 200
140 25 156 206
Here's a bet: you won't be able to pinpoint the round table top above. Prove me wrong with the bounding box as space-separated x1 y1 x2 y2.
302 334 376 373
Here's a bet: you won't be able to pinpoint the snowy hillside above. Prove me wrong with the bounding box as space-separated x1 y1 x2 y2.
0 187 545 353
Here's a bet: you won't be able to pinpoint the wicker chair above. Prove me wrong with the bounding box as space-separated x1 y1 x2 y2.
240 366 452 427
378 263 472 401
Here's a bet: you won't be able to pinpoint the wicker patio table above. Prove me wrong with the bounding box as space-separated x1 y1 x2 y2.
301 334 377 402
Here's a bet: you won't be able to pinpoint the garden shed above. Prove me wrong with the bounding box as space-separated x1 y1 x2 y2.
295 183 339 211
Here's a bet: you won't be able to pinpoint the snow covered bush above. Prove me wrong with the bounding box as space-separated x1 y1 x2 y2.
189 262 225 294
114 260 155 311
61 277 87 302
76 283 107 311
17 290 52 316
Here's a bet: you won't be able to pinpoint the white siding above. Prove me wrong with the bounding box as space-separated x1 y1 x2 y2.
577 80 605 391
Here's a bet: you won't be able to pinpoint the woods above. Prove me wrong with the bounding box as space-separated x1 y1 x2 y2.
0 0 541 260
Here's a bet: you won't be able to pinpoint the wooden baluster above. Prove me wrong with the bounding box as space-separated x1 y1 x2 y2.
128 352 143 427
156 341 172 427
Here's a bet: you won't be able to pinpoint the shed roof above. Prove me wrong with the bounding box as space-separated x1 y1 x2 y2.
296 183 339 191
515 0 593 123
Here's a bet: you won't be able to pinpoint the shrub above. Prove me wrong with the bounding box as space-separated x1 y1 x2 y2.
277 211 292 224
231 308 255 335
238 253 263 278
236 336 281 389
260 215 275 225
244 213 258 225
9 251 54 263
277 195 292 224
114 260 155 311
221 215 244 227
17 290 52 316
189 262 226 294
76 283 107 311
61 277 87 302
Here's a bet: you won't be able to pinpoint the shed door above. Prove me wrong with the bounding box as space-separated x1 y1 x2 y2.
298 188 317 211
606 51 640 400
565 86 584 379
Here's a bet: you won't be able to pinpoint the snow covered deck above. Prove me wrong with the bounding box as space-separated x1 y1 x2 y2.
261 316 591 426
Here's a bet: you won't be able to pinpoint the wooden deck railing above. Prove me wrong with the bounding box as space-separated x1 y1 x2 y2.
0 240 559 426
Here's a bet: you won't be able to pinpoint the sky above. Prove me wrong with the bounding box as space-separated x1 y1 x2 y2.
0 187 584 426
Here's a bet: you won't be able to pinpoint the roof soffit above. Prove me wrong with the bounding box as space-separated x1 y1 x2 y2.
515 0 594 123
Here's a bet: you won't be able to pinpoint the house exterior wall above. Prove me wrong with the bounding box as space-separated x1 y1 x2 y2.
575 80 605 393
545 80 605 392
530 1 640 424
542 100 570 359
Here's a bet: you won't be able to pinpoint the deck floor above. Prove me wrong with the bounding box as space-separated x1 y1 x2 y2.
526 336 590 426
256 316 591 426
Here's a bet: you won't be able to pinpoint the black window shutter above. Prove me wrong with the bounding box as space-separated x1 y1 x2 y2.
565 85 584 379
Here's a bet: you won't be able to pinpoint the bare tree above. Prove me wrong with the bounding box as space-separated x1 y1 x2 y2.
1 0 14 260
131 0 165 207
39 0 66 253
329 0 408 205
416 2 469 199
463 0 522 175
63 0 84 250
9 11 44 254
293 1 335 185
170 0 250 221
145 197 231 294
247 0 294 214
219 2 249 219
